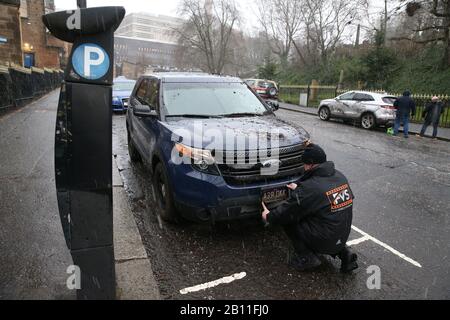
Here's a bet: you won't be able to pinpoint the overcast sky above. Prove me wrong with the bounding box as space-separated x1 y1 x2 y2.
54 0 393 37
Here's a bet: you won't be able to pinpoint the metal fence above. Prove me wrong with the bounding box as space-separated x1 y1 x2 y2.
0 64 64 111
279 85 450 128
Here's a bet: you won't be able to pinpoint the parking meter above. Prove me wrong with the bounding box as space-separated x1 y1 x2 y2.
43 6 125 300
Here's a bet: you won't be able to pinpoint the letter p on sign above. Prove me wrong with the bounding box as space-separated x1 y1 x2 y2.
72 43 110 80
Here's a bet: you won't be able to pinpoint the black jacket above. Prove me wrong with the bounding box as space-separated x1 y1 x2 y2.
394 95 416 117
422 101 445 125
268 161 354 255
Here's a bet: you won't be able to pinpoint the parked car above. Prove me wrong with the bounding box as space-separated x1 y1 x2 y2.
112 76 136 113
126 73 310 223
318 91 397 129
245 79 279 100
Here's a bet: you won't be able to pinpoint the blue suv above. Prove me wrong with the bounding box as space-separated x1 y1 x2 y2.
126 73 310 223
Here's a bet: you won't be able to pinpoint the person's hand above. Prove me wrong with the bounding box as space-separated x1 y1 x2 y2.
287 183 298 190
305 139 312 146
261 202 270 222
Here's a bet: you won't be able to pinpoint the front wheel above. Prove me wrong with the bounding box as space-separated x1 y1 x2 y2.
319 106 331 121
361 113 376 130
152 162 181 223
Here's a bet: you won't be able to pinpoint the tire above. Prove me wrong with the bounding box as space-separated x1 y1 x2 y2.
319 106 331 121
360 113 376 130
127 130 141 163
268 87 277 97
152 162 181 223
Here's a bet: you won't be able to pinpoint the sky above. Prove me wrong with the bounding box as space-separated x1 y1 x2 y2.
54 0 394 38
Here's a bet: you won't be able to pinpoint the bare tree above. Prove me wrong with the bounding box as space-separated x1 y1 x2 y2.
176 0 240 74
302 0 363 66
389 0 450 68
257 0 305 66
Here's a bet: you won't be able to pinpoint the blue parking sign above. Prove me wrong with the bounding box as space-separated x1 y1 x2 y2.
72 43 110 80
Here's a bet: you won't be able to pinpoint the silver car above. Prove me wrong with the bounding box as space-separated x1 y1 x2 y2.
318 91 397 129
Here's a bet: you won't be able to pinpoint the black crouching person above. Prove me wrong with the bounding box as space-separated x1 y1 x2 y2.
261 144 358 273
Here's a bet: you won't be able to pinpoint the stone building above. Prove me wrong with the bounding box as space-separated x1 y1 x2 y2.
0 0 67 68
0 0 22 65
20 0 67 68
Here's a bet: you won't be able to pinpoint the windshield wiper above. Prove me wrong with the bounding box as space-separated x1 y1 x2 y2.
220 112 268 118
165 114 223 119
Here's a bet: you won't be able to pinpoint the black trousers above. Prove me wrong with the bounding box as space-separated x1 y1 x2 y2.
420 120 439 138
283 224 313 255
283 224 345 256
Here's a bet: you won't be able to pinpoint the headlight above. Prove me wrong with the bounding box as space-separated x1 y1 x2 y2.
174 143 219 175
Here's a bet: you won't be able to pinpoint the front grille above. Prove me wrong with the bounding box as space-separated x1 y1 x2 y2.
217 144 305 185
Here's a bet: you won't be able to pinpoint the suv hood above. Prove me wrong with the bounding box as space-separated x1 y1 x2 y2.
162 115 310 150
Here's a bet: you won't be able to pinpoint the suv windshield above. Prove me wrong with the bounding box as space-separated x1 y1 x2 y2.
114 81 136 91
162 82 269 117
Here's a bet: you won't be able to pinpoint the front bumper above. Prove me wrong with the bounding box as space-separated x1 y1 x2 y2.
167 161 299 223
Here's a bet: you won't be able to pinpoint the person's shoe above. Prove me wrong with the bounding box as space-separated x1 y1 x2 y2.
338 247 358 273
289 253 322 271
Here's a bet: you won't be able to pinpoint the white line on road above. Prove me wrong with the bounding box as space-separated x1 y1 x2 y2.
179 272 247 295
346 235 370 246
351 225 422 268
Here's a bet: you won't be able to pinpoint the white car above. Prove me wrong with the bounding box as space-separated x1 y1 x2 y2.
318 91 397 129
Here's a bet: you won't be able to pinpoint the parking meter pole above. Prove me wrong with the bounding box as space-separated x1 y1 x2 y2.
77 0 87 8
43 7 125 300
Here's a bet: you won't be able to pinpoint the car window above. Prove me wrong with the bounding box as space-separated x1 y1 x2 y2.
246 80 255 86
113 81 136 91
257 81 267 88
143 79 160 110
382 96 397 104
162 82 268 116
339 92 355 100
136 79 149 102
354 93 374 101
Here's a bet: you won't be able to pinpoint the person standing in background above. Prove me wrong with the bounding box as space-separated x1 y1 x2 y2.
417 96 445 140
393 91 416 139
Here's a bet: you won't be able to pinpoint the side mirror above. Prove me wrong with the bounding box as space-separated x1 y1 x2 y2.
267 100 279 111
133 104 157 117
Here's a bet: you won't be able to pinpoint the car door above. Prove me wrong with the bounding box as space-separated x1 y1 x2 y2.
129 78 150 157
333 92 355 117
352 93 375 117
138 78 161 163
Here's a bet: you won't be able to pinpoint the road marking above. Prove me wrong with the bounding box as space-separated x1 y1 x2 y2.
351 225 422 268
346 235 370 246
180 272 247 295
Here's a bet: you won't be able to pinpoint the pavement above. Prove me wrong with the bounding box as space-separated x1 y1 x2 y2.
279 102 450 141
0 90 160 300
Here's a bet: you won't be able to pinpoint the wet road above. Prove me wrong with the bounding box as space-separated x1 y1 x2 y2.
113 109 450 300
0 92 74 299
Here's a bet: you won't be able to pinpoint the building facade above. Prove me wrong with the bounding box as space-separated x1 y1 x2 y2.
0 0 67 68
114 13 185 79
20 0 67 68
115 12 183 44
0 0 22 65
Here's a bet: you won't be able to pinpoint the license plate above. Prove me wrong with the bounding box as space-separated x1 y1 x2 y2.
261 187 289 203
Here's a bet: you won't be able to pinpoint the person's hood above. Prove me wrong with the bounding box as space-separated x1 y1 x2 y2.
300 161 335 181
161 115 310 150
